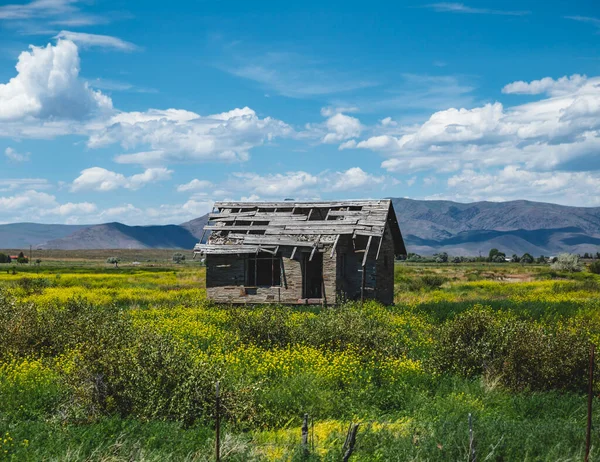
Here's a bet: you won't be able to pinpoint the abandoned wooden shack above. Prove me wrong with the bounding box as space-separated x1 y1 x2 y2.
193 199 407 305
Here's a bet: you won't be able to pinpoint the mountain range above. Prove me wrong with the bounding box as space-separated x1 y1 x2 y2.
1 199 600 256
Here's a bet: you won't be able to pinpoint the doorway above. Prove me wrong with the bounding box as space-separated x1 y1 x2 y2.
302 252 323 299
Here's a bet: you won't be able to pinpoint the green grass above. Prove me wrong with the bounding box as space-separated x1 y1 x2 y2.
2 261 600 460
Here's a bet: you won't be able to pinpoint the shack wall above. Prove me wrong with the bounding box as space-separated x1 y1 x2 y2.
374 225 395 305
205 245 337 304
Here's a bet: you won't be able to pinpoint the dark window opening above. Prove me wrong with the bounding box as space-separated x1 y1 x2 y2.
247 255 281 287
302 252 323 298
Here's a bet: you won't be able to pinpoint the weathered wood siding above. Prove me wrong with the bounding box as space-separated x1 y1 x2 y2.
334 224 394 304
206 245 337 305
374 224 395 305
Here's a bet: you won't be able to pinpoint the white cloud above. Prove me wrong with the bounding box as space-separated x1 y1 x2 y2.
320 106 359 117
0 178 50 191
71 167 172 192
0 39 112 122
325 167 384 192
502 74 587 96
0 189 55 210
426 3 529 16
0 0 83 21
338 140 357 150
54 31 139 52
226 167 386 198
51 201 97 216
95 106 292 165
445 166 600 206
380 117 397 127
353 75 600 175
322 113 363 143
4 146 30 162
231 171 319 197
176 179 213 192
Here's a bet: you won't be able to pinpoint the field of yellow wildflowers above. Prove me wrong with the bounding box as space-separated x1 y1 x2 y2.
2 258 600 460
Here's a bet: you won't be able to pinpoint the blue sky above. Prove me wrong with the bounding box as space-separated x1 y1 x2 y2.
1 0 600 224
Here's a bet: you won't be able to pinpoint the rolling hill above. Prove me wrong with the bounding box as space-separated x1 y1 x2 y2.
1 199 599 255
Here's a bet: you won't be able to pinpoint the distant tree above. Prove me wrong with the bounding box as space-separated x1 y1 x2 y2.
492 254 506 263
35 259 42 266
172 253 186 264
596 252 600 260
406 253 423 262
521 253 534 264
17 251 28 264
0 253 9 263
584 252 591 259
434 252 448 263
452 256 463 263
551 253 582 272
488 248 500 262
537 255 547 264
511 254 520 263
106 257 120 268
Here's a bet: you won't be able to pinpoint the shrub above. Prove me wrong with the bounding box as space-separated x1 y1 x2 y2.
430 306 590 392
229 305 292 348
15 277 52 294
172 253 186 264
589 260 600 274
551 253 582 272
106 257 120 268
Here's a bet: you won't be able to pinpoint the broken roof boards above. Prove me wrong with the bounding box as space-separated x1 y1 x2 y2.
194 199 406 257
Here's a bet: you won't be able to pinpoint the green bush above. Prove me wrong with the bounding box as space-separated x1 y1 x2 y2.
589 260 600 274
229 305 292 348
430 306 590 392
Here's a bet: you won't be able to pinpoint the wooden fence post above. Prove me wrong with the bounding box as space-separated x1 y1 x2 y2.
215 381 221 462
585 344 595 462
468 413 476 462
302 413 309 457
342 423 359 461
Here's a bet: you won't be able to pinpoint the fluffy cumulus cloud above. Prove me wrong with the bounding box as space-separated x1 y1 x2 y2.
95 106 292 165
0 189 96 222
322 113 363 143
350 75 600 179
325 167 384 192
443 166 600 205
0 40 291 166
502 74 587 96
230 171 319 197
225 167 386 199
0 39 112 122
71 167 172 192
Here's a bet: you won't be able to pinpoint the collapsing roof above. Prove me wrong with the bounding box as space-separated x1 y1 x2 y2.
194 199 407 257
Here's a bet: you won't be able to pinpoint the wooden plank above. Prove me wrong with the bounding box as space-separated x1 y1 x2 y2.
309 235 321 261
362 235 373 267
265 229 355 236
291 246 298 259
204 225 270 231
242 236 315 247
214 200 383 208
375 235 384 260
330 234 340 258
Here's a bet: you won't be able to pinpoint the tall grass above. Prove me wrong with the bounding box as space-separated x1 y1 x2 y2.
1 264 600 460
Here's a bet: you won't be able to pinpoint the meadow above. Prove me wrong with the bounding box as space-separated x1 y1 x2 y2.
2 254 600 461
